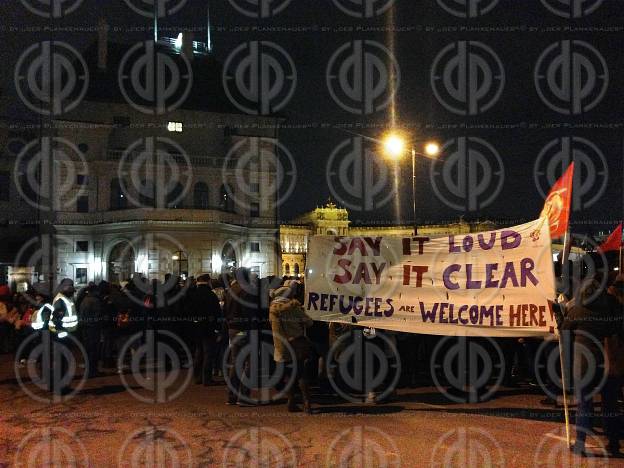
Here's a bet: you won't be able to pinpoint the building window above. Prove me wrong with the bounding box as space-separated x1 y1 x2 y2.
193 182 210 209
167 121 183 132
167 182 184 209
76 174 88 186
76 241 89 252
0 172 9 201
250 202 260 218
284 263 290 276
250 242 260 253
110 179 128 210
78 143 89 154
77 195 89 213
294 263 300 277
250 183 260 193
75 267 88 285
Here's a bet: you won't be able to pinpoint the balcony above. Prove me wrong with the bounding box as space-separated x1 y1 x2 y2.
54 208 275 228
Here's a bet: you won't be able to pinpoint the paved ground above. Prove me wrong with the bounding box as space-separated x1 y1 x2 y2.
0 353 621 467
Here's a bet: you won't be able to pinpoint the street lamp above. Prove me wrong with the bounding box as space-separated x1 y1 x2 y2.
381 133 441 235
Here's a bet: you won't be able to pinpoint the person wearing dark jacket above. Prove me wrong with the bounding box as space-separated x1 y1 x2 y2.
224 268 258 405
79 284 105 378
187 274 222 385
562 276 621 457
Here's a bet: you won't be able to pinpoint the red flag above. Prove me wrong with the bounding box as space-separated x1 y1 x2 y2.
598 223 622 253
539 162 574 240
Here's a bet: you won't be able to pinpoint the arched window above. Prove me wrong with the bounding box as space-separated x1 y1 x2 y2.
220 184 235 212
194 182 210 209
284 263 290 276
110 178 127 210
294 263 300 277
139 179 155 208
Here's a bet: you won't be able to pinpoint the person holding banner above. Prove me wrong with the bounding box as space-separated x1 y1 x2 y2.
562 272 622 457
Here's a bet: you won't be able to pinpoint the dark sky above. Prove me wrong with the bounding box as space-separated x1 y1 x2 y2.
1 0 622 232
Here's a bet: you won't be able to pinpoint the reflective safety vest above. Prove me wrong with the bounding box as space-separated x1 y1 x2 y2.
31 293 78 335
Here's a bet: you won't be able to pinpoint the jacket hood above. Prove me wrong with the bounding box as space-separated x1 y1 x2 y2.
270 298 300 314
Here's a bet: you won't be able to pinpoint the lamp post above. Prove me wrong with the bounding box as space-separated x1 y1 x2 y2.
382 134 441 236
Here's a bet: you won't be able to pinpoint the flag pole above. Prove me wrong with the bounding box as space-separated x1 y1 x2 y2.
559 229 572 447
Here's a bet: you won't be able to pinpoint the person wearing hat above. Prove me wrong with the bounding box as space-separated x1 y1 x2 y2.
269 281 313 413
186 274 223 386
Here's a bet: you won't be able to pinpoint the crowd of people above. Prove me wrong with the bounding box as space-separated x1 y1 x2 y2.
0 262 622 456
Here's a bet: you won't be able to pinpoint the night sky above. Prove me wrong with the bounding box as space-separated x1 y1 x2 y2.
1 0 622 232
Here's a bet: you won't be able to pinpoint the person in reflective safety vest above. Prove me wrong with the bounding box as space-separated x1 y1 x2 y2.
31 279 78 338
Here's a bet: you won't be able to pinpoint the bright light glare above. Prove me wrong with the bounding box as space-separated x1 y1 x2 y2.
383 134 406 159
175 33 183 49
425 142 441 157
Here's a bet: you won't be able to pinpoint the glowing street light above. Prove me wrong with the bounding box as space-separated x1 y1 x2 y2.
382 133 407 160
425 141 441 158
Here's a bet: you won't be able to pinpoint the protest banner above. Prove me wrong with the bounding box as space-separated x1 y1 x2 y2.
304 219 557 337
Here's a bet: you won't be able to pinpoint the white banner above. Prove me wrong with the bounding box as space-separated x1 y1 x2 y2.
304 219 557 337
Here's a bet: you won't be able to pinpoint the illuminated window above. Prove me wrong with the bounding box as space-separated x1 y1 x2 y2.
75 268 88 285
250 242 260 253
167 121 183 132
